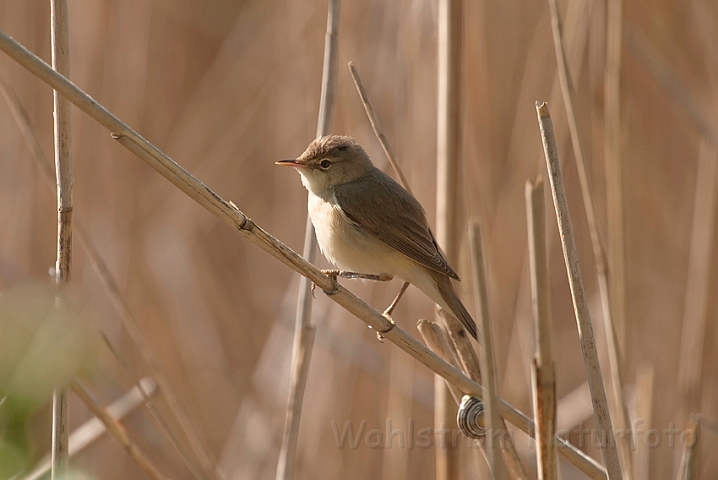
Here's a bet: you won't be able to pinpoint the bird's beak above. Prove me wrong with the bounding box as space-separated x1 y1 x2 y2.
275 159 306 168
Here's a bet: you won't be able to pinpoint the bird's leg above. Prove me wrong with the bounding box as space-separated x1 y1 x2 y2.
311 270 393 297
375 281 409 342
383 281 410 317
331 270 393 282
312 270 393 297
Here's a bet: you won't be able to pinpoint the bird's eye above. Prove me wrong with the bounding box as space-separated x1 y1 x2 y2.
319 159 332 170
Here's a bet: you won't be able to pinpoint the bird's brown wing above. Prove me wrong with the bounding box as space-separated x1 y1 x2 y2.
333 171 459 280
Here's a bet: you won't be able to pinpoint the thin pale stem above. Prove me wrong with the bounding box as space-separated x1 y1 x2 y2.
102 335 207 479
347 61 411 192
536 102 621 480
548 0 633 475
71 381 168 480
468 224 507 480
526 179 557 480
50 0 72 476
604 0 626 356
436 0 464 477
276 1 340 479
0 31 606 479
22 378 157 480
0 69 217 480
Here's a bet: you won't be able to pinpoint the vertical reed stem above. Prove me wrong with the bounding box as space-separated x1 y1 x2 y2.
276 1 340 479
50 0 72 476
436 0 463 476
469 224 506 480
526 179 557 480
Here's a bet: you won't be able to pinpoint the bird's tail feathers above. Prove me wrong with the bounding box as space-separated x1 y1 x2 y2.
433 273 479 341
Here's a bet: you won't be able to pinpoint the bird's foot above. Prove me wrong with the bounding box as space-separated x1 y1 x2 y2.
314 269 340 296
375 312 396 342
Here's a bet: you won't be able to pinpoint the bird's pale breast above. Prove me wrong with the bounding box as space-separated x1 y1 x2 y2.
308 191 408 276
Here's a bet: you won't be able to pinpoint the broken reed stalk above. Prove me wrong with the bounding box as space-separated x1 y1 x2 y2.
276 1 340 479
71 381 167 480
0 31 606 480
0 72 217 480
468 224 507 480
536 102 621 480
50 0 72 476
525 179 557 480
347 61 411 191
436 0 464 477
417 320 463 403
546 2 633 477
23 379 157 480
438 309 482 384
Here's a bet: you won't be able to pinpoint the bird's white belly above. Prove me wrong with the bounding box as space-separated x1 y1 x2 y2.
308 193 453 314
309 193 407 276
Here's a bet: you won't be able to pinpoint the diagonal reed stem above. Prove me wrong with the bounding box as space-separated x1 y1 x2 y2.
546 1 633 476
536 102 621 480
71 380 168 480
0 30 606 480
0 72 216 480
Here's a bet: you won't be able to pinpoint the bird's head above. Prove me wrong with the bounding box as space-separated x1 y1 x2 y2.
276 135 374 195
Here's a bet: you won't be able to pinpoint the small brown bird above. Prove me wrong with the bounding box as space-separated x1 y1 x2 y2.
277 135 477 339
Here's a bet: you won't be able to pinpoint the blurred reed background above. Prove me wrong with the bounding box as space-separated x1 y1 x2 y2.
0 0 716 478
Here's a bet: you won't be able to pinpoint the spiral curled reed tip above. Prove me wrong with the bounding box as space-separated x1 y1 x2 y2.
457 395 486 439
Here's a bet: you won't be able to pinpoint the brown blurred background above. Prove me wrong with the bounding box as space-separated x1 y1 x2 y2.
0 0 717 478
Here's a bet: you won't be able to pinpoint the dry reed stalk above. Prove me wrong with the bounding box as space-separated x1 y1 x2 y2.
0 71 217 480
438 305 528 480
347 56 415 480
0 32 606 479
436 0 464 477
678 416 701 480
102 335 207 479
546 2 633 477
536 102 621 480
71 380 168 480
632 364 654 480
276 1 340 478
438 308 481 385
604 0 626 354
50 1 72 476
418 320 489 475
347 61 411 191
22 378 158 480
468 224 506 480
417 320 463 403
525 179 557 480
677 140 718 414
501 0 591 402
